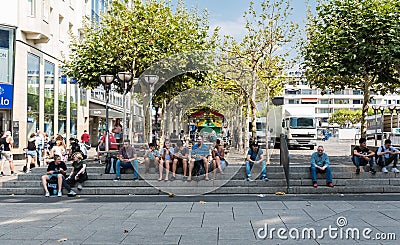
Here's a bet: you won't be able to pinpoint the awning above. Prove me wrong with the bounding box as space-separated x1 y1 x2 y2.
301 98 318 103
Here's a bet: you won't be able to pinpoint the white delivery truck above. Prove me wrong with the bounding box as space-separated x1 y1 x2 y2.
268 105 318 149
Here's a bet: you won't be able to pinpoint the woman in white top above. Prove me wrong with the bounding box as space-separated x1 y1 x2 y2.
51 140 67 161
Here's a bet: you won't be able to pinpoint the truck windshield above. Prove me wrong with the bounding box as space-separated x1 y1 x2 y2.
289 117 315 129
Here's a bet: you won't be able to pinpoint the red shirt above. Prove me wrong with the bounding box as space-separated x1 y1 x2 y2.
81 133 90 143
100 133 118 150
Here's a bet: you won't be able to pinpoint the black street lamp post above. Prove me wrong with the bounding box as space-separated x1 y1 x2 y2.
99 74 115 151
144 75 159 142
116 72 134 141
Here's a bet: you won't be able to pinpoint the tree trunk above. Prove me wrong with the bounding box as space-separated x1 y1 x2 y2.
251 71 257 141
265 87 270 165
238 102 244 152
245 96 250 150
361 82 371 138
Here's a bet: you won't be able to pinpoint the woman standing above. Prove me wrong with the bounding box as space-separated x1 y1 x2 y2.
26 133 37 172
66 152 88 191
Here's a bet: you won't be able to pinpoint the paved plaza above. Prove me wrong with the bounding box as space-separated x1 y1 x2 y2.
0 195 399 244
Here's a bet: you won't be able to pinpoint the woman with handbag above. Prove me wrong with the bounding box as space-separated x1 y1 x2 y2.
66 152 88 191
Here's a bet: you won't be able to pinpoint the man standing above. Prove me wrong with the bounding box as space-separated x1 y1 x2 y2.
81 130 90 144
36 130 44 165
353 137 376 174
188 136 210 181
377 139 400 173
114 139 139 181
0 131 15 176
245 141 268 181
310 145 333 188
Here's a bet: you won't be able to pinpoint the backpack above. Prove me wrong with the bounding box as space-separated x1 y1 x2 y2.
104 155 118 174
375 146 385 167
47 179 59 195
78 143 88 157
27 140 36 150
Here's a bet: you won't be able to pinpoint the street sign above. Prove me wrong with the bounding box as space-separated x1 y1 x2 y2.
0 83 13 109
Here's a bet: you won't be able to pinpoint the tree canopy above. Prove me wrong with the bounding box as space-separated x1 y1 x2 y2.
302 0 400 137
64 0 217 98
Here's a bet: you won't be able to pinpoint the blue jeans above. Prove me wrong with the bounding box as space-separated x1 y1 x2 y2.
246 161 267 178
353 156 374 169
310 165 332 183
115 159 139 179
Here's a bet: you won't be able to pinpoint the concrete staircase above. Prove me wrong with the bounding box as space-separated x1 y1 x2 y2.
1 160 400 196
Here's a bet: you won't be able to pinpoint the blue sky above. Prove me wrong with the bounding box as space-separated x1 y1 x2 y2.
173 0 317 63
175 0 316 38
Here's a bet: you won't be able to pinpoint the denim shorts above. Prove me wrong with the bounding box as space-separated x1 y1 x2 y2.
27 150 37 157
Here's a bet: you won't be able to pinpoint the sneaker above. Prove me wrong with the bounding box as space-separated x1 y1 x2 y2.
313 182 318 188
57 191 62 197
245 177 253 181
327 183 334 188
392 168 400 173
182 176 188 181
355 168 360 175
170 176 176 181
382 167 389 173
0 172 3 177
77 184 83 190
133 178 139 182
187 176 192 182
370 168 377 175
45 191 50 197
262 177 269 181
67 190 77 197
113 177 120 181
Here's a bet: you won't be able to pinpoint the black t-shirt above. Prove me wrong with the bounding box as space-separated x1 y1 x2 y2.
354 146 370 155
47 161 67 174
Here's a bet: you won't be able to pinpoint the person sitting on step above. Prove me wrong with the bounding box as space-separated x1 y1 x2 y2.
159 140 174 181
66 152 88 191
144 143 161 174
172 141 189 181
377 139 400 173
352 137 376 175
41 155 76 197
113 139 139 181
188 136 210 181
310 145 333 188
245 141 268 181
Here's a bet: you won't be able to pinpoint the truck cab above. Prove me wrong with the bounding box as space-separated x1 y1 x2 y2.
282 116 318 149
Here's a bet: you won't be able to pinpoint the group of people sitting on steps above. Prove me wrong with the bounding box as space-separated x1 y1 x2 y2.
310 137 400 188
113 136 227 182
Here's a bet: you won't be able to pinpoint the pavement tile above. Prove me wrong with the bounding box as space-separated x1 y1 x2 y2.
0 240 48 245
121 234 181 244
257 201 287 210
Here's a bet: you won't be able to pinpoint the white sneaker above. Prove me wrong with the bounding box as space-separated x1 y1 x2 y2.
382 167 389 173
77 184 83 190
67 190 77 197
392 168 400 173
57 191 62 197
45 192 50 197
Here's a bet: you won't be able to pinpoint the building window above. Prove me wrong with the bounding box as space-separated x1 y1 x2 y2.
59 15 64 43
288 99 299 104
334 90 344 95
27 53 40 136
28 0 35 17
301 89 313 95
285 89 300 95
353 99 363 104
0 28 15 84
319 99 330 104
44 60 55 136
353 90 363 95
42 0 49 22
319 108 329 113
59 69 67 135
70 83 78 137
334 99 349 104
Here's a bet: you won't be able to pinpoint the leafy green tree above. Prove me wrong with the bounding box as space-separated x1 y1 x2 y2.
221 0 298 155
302 0 400 137
328 109 362 128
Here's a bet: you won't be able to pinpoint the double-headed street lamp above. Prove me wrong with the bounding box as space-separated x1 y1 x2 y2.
116 72 136 141
144 75 159 142
99 74 115 151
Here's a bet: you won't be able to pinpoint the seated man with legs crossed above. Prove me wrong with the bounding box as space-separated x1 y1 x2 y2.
114 139 139 181
353 137 376 175
377 139 400 173
310 145 333 188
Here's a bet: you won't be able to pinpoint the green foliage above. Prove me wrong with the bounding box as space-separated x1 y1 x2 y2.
328 109 362 128
65 0 217 100
302 0 400 137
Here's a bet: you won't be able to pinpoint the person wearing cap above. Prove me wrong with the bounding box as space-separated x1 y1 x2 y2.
245 141 268 181
0 131 15 176
66 152 88 191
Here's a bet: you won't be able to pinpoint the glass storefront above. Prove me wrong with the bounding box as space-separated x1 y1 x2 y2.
27 53 40 136
44 60 55 136
70 82 78 137
58 70 67 136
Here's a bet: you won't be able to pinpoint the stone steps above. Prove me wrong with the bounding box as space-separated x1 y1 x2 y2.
2 163 400 196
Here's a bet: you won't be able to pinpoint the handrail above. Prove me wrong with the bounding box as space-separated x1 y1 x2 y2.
280 134 290 193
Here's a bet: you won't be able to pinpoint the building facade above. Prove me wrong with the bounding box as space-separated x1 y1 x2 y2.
283 71 400 127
